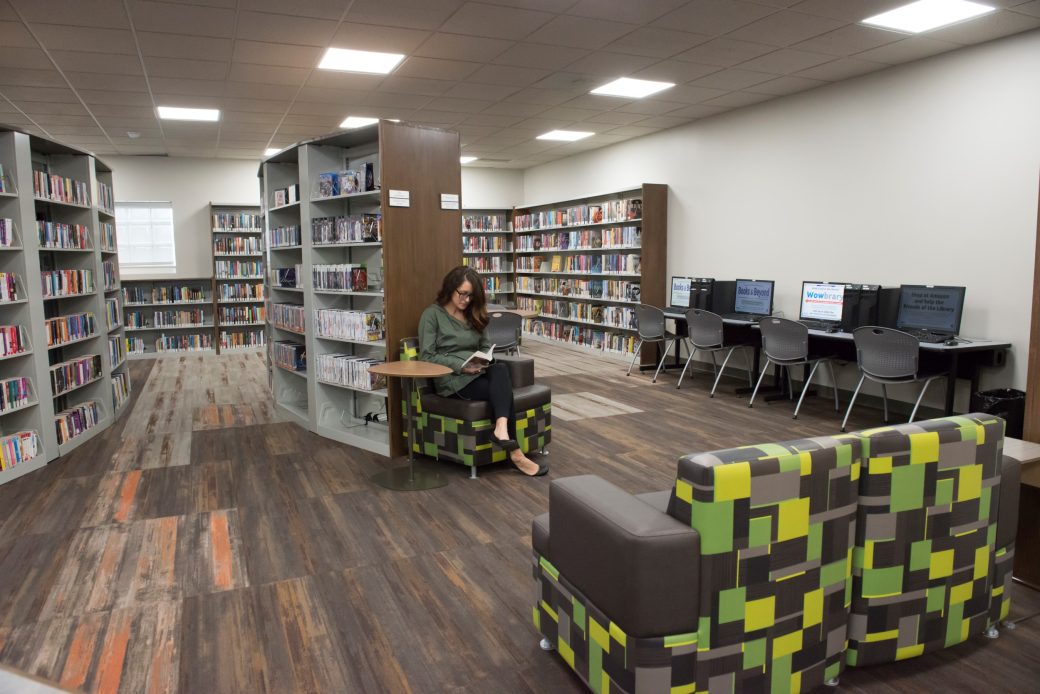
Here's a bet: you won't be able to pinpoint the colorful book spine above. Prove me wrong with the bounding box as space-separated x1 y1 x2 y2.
311 264 368 292
215 260 263 278
269 225 302 247
219 283 264 301
109 335 126 368
0 272 20 301
155 333 213 352
106 298 120 329
314 309 384 342
311 214 382 244
0 376 32 412
0 218 15 247
37 221 92 249
269 303 305 332
33 170 90 206
462 214 507 233
0 325 28 357
153 309 207 327
0 431 41 471
41 269 95 298
213 212 262 231
214 236 263 254
45 312 97 347
273 340 306 372
126 337 146 354
315 354 386 391
220 305 265 324
220 330 265 350
112 373 130 411
55 401 101 445
100 223 116 252
97 182 114 212
50 354 103 396
103 261 118 290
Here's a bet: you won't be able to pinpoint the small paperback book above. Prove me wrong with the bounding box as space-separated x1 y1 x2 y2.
461 344 496 369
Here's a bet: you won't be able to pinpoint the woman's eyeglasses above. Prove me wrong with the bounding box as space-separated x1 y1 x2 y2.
455 289 473 301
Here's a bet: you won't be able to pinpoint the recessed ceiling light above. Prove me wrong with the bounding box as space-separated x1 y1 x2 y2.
319 47 405 74
339 116 380 130
591 77 675 99
460 156 478 164
862 0 995 33
537 130 594 142
157 106 220 121
264 148 281 156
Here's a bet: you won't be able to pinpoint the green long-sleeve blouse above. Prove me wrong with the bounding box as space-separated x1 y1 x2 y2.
418 303 491 396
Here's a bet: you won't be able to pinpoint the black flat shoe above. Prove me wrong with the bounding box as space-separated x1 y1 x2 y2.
515 460 549 477
492 435 520 452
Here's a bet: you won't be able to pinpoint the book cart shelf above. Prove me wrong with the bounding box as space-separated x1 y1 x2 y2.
211 202 265 354
261 122 461 457
122 277 216 358
0 127 130 485
512 184 667 362
462 209 515 307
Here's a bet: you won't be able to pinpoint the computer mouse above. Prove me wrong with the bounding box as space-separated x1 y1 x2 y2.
826 326 840 333
944 339 958 346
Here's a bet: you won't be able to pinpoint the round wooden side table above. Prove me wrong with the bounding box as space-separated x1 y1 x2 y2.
368 360 452 491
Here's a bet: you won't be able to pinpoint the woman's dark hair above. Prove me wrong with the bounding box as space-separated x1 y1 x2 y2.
436 265 488 332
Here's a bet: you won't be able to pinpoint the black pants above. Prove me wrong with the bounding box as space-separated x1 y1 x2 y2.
453 362 516 439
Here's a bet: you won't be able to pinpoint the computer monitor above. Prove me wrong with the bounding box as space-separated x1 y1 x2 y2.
670 276 692 308
896 285 966 334
799 281 845 323
734 279 774 316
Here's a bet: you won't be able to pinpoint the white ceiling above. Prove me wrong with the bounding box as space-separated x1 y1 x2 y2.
1 0 1037 167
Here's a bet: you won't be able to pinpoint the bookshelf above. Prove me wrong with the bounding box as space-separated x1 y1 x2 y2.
513 184 667 362
122 277 216 358
0 127 130 483
261 122 461 457
462 208 515 307
211 202 265 354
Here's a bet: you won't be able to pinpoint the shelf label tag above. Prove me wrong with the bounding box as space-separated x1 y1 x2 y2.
388 189 410 207
440 193 459 210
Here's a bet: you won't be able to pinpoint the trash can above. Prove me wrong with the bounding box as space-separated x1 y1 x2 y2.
969 388 1026 439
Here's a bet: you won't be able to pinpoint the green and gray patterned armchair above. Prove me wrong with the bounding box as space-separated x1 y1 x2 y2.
400 337 551 478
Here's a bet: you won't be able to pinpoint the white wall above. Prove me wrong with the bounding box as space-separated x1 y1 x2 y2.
461 168 523 210
108 156 260 279
519 29 1040 401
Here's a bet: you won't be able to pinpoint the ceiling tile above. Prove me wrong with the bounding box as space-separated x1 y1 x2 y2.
137 32 233 62
0 47 51 70
362 91 432 109
1 67 68 88
236 11 337 46
701 91 775 108
792 24 901 56
239 0 346 20
529 71 600 93
691 68 776 90
229 62 310 85
1014 2 1040 18
526 16 637 50
581 110 647 125
490 42 589 70
513 116 581 131
595 124 659 137
414 33 514 62
737 48 834 74
444 82 521 100
402 110 468 125
15 101 89 116
788 0 907 22
538 105 602 121
726 11 846 47
603 27 712 59
305 72 384 90
2 86 80 103
279 113 332 127
224 81 300 99
11 0 128 28
87 104 155 118
632 114 692 129
287 101 351 116
562 93 632 109
480 101 545 117
344 0 465 30
795 57 887 81
329 22 431 54
503 87 579 106
424 96 494 113
32 24 137 54
926 9 1040 44
461 113 525 127
565 0 689 24
65 72 148 92
377 75 454 97
466 63 552 87
613 99 686 115
22 114 97 127
232 40 321 69
50 50 143 76
561 51 660 78
439 4 554 40
852 36 961 64
145 56 229 81
131 2 235 38
79 90 153 106
630 60 719 83
674 37 776 67
653 84 729 103
149 77 225 97
745 74 828 95
396 56 482 81
0 21 38 48
652 0 777 35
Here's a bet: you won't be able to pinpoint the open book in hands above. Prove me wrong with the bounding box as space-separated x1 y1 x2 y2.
461 344 496 370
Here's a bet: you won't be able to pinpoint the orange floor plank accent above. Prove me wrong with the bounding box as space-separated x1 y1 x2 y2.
210 511 234 590
113 471 142 523
95 615 131 694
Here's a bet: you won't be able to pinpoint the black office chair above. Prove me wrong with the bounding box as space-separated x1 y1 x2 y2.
677 308 754 396
840 326 946 431
749 317 839 419
626 304 675 383
486 311 522 356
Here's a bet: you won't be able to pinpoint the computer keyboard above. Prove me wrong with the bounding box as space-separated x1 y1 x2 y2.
800 319 838 331
722 313 765 322
903 329 950 344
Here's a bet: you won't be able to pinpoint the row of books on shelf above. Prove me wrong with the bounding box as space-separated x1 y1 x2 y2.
103 260 118 289
273 340 306 372
314 308 384 342
33 170 89 206
464 257 512 273
220 305 264 324
0 272 17 301
463 236 512 253
0 219 15 247
0 430 40 471
55 401 100 445
100 223 116 252
42 269 94 298
214 237 263 254
462 214 508 233
141 334 214 352
45 312 96 347
315 354 386 391
517 298 637 330
109 335 125 367
273 184 300 208
112 373 130 410
38 221 91 250
0 325 28 357
514 226 641 252
514 198 642 231
312 215 382 244
126 309 207 328
312 264 369 292
270 303 305 332
270 225 301 248
213 212 262 231
0 376 32 412
219 282 263 302
482 277 513 294
316 164 376 198
523 318 639 355
51 354 102 396
106 298 119 328
221 330 264 350
216 260 262 278
124 285 207 304
516 277 640 303
516 254 641 274
97 182 114 213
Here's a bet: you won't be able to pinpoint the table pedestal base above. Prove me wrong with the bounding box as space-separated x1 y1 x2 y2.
371 458 447 491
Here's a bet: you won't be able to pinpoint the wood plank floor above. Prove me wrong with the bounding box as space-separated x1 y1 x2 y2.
0 348 1037 693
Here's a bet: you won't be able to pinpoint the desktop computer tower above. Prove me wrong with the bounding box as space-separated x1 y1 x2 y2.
690 277 714 310
839 284 881 331
711 280 736 315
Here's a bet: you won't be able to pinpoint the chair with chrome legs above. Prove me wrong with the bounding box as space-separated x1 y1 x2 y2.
625 304 676 383
676 308 754 396
840 326 946 432
749 317 839 419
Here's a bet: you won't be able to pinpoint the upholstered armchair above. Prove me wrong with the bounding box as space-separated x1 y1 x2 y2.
400 337 551 478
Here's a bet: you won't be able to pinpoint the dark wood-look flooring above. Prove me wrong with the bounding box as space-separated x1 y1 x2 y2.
0 348 1037 693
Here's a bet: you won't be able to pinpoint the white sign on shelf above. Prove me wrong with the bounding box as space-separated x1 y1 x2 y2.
440 193 459 210
388 189 410 207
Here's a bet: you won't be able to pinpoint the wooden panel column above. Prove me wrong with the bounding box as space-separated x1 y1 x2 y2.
1025 174 1040 443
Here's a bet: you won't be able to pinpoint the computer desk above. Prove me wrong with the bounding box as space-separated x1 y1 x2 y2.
662 309 1011 416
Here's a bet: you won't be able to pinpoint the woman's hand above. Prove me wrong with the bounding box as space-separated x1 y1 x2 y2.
461 363 486 374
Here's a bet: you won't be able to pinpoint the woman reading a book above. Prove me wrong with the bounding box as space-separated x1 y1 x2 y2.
418 266 548 477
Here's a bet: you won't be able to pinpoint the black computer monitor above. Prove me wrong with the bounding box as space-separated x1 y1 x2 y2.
734 279 774 315
799 281 845 324
896 285 966 334
670 276 692 308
